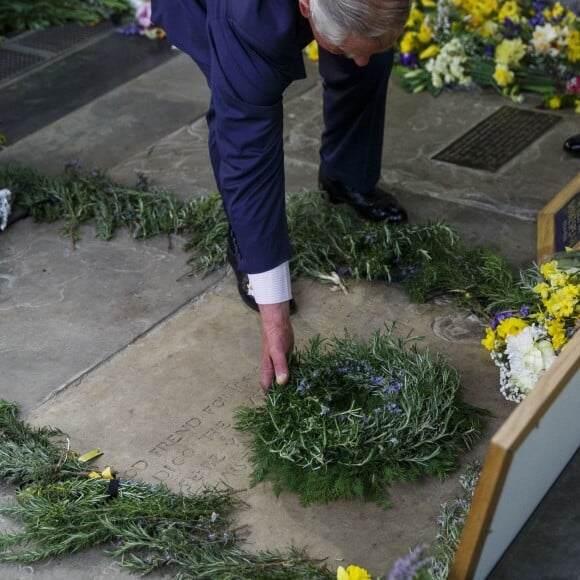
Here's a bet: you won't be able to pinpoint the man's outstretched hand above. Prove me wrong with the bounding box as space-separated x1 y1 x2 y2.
258 302 294 391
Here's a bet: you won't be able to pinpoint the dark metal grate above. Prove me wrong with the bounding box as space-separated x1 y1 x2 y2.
0 48 45 82
432 106 562 172
14 22 111 53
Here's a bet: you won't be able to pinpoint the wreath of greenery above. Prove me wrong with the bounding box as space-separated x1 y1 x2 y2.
235 328 487 506
1 163 534 322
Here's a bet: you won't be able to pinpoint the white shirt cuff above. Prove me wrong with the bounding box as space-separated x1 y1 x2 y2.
247 261 292 304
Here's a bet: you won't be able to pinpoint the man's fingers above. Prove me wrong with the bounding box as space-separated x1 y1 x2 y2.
260 335 275 391
258 301 294 391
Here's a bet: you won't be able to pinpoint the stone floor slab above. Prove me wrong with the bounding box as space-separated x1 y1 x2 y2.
25 276 511 576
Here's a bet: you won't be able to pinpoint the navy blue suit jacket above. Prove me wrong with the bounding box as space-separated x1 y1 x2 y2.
152 0 314 274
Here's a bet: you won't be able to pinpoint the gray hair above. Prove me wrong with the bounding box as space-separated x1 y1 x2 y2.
309 0 411 45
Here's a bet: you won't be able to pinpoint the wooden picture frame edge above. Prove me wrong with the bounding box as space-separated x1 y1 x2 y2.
537 173 580 264
450 330 580 579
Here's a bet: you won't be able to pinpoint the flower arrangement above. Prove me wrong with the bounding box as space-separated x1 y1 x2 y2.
482 249 580 403
235 327 486 506
395 0 580 111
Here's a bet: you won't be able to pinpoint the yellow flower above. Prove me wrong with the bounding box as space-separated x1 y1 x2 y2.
534 281 550 299
400 32 418 53
88 466 115 480
547 319 567 350
482 327 497 351
481 327 495 350
419 44 440 59
417 21 433 44
540 260 558 279
493 64 514 87
552 2 565 18
498 1 520 23
495 38 526 66
550 272 570 287
496 317 528 339
406 7 425 28
304 40 319 61
421 0 438 8
546 95 562 109
480 20 499 38
568 30 580 63
337 565 372 580
545 288 577 318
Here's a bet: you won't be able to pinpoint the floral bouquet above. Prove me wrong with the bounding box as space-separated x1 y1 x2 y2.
482 249 580 403
396 0 580 111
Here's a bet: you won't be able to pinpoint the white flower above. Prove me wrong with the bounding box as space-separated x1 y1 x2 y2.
531 24 568 58
425 38 471 89
500 325 556 402
0 188 11 231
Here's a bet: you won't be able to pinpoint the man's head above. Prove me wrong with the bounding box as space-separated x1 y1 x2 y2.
299 0 410 66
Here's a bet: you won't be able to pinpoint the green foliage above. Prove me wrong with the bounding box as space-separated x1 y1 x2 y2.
1 163 534 320
0 400 333 579
0 399 83 486
0 0 132 37
235 328 487 505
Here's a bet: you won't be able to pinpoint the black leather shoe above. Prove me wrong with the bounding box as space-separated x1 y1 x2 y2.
226 239 296 315
318 170 408 223
563 134 580 157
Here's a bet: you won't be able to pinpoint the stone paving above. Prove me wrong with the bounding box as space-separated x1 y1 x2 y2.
1 36 579 579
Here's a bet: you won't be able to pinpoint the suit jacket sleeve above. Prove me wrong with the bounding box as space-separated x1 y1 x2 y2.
153 0 310 274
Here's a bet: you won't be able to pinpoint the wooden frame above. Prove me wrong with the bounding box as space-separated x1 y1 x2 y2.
450 330 580 580
537 173 580 264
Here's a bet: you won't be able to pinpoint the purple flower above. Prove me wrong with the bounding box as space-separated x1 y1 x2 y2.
387 403 402 414
387 545 432 580
484 44 495 58
519 304 530 317
371 376 384 386
208 533 217 541
491 310 512 330
116 23 142 36
386 381 403 394
399 53 418 69
296 379 310 395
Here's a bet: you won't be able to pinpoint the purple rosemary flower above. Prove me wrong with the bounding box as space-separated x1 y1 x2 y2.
208 533 217 541
386 381 403 394
387 545 432 580
484 44 495 58
296 379 310 395
371 376 384 386
519 304 530 317
387 403 402 414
